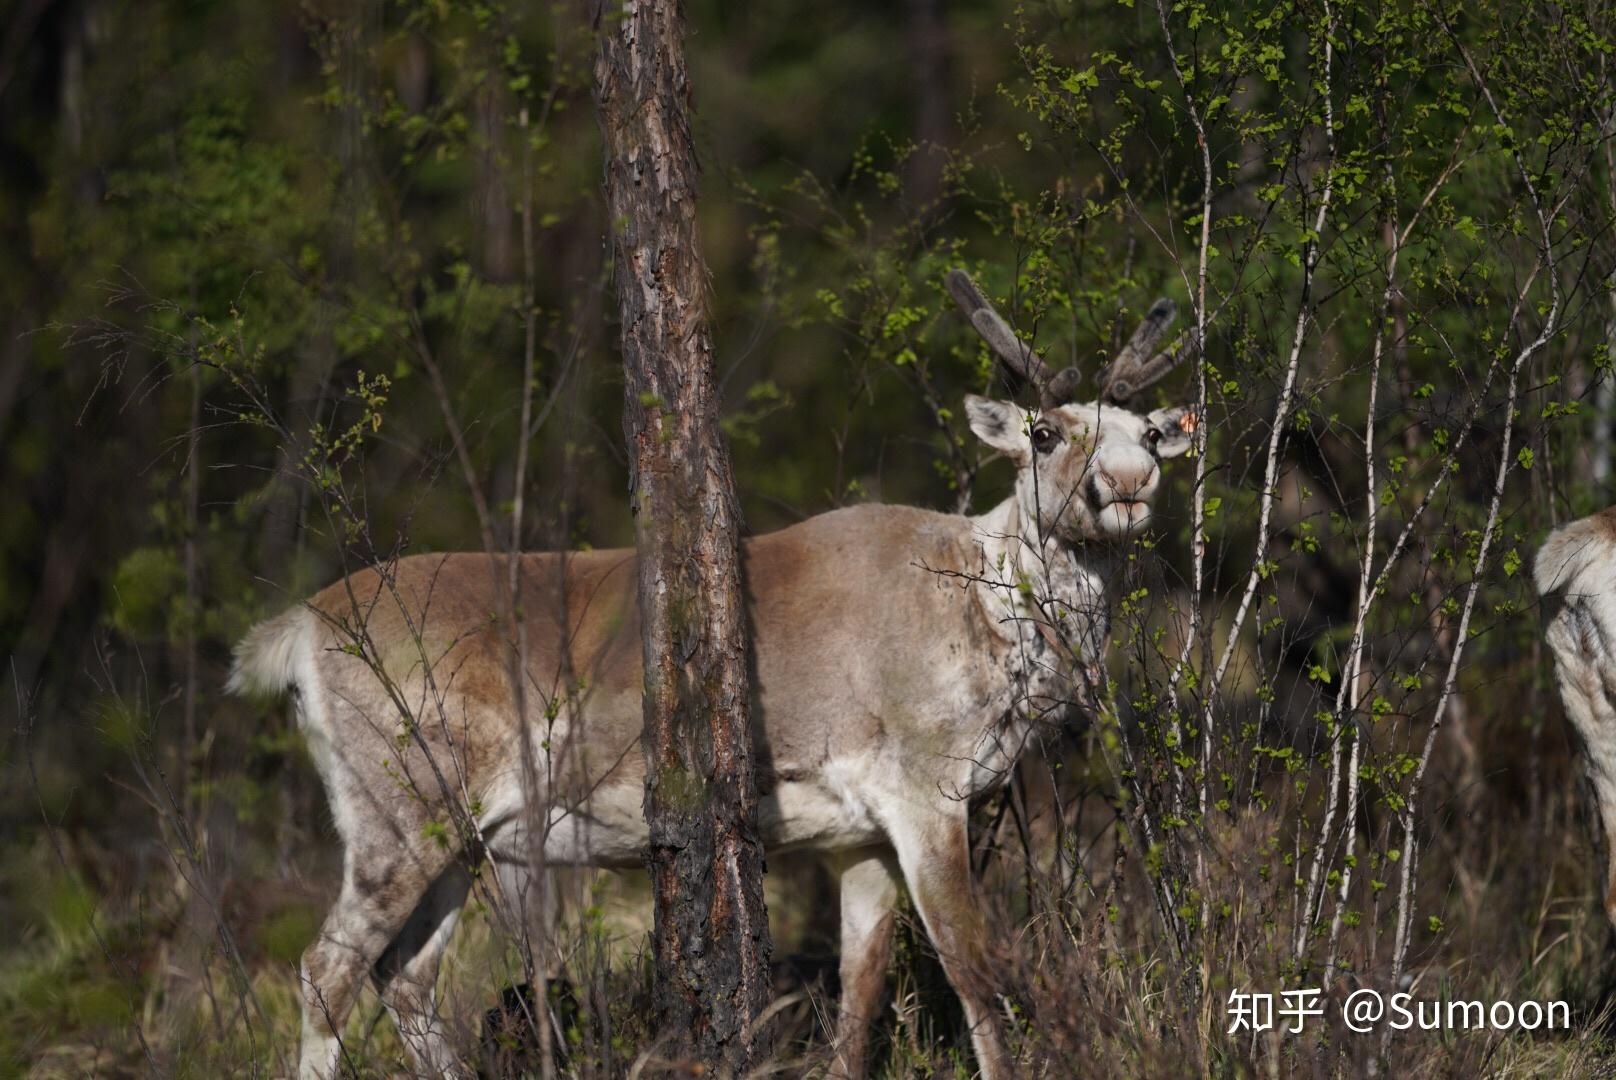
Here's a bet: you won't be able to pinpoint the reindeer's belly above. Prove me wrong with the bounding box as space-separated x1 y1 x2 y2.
760 768 884 853
479 771 648 870
482 759 886 870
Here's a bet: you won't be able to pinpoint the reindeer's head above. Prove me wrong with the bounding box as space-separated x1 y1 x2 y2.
948 270 1198 542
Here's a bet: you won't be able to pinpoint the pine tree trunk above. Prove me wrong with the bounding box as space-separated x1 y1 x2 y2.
593 1 772 1070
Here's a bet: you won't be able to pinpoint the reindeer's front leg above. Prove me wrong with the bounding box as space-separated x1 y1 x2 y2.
829 847 900 1078
884 810 1013 1080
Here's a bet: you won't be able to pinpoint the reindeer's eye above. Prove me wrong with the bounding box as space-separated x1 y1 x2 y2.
1146 428 1163 448
1031 426 1059 454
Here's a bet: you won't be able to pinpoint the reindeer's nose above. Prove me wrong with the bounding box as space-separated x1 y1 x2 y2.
1090 451 1158 504
1096 465 1147 499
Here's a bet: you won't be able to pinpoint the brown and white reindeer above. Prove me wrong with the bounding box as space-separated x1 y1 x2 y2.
1537 508 1616 928
228 270 1197 1079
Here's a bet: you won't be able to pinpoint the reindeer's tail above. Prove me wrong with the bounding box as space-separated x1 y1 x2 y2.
226 606 314 698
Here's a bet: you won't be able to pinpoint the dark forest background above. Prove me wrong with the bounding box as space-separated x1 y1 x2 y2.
6 0 1616 1075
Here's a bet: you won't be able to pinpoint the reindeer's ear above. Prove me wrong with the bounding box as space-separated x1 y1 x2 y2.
965 395 1031 462
1146 405 1199 459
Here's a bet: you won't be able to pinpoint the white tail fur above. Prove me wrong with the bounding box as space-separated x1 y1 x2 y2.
225 606 311 698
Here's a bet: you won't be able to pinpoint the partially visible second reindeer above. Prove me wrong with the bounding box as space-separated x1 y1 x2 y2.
229 270 1198 1079
1538 508 1616 928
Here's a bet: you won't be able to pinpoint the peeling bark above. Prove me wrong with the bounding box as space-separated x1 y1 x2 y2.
593 0 772 1070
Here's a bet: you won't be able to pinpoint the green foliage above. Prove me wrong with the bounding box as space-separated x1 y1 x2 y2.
107 546 185 640
256 903 321 967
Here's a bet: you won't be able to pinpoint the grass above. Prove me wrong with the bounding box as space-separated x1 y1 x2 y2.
7 706 1616 1078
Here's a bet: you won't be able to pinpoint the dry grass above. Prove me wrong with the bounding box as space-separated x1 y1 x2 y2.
8 707 1616 1080
3 611 1612 1078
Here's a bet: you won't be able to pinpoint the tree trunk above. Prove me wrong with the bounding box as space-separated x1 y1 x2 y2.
593 1 772 1071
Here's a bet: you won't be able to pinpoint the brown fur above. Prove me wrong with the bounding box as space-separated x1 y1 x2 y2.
301 506 1002 841
1592 505 1616 540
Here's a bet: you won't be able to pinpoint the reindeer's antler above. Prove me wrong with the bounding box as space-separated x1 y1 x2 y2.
944 270 1045 384
947 268 1186 410
946 269 1081 411
1095 298 1186 406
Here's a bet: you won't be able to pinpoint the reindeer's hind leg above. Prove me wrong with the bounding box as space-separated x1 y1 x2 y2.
829 847 900 1078
371 861 474 1077
298 837 460 1079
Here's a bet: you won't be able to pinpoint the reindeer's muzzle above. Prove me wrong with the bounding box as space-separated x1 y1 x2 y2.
1085 446 1160 535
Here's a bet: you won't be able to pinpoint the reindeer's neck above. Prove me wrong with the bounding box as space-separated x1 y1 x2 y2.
968 495 1112 669
957 497 1111 799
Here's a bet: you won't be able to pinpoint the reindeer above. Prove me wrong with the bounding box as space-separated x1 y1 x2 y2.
1537 507 1616 928
228 270 1197 1079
